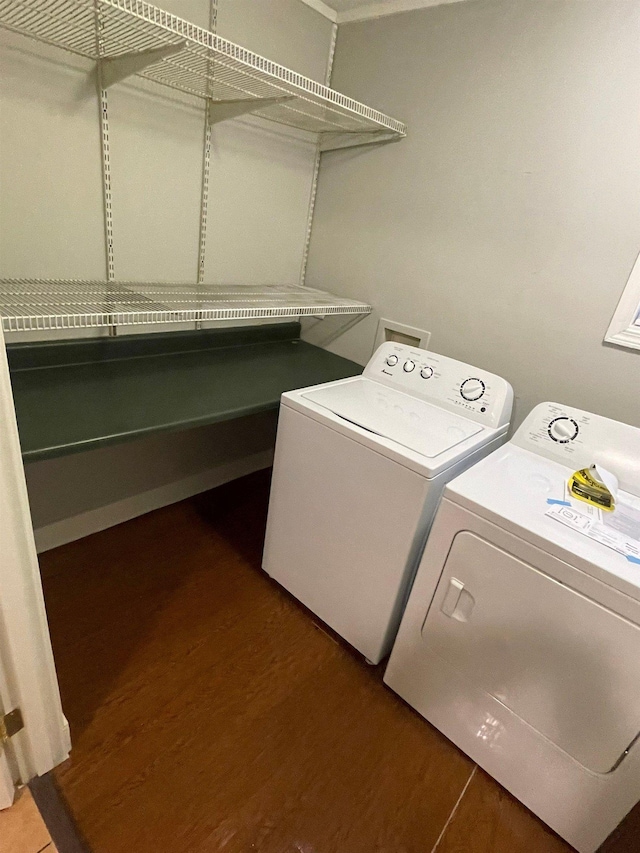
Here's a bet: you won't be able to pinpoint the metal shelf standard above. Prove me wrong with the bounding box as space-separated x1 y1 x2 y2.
0 280 372 333
0 0 407 151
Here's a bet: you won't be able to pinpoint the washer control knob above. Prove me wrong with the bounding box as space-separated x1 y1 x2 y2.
420 366 434 380
460 378 485 401
403 360 416 373
548 417 579 443
386 354 399 367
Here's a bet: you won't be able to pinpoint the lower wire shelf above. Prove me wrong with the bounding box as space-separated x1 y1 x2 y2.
0 280 371 333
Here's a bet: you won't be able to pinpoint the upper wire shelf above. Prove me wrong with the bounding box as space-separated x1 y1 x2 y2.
0 0 406 150
0 280 372 332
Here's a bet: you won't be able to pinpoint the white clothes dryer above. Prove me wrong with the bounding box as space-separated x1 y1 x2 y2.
262 342 513 664
385 402 640 853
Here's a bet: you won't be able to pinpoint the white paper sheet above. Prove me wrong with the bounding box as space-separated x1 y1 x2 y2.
546 488 640 564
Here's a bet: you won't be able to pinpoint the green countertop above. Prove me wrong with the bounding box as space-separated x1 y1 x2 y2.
7 324 362 463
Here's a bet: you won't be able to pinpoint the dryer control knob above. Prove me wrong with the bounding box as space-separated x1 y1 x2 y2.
460 378 485 401
386 354 399 366
403 360 416 373
548 417 579 443
420 366 434 380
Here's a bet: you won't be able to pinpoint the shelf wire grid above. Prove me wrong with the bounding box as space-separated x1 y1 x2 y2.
0 281 372 332
0 0 406 140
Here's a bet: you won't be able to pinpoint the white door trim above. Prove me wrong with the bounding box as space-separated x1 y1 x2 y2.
0 328 69 783
0 752 15 809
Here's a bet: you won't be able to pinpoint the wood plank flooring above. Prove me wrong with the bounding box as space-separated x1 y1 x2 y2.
39 470 575 853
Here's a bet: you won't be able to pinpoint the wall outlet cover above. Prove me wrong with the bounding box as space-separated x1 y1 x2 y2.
374 318 431 354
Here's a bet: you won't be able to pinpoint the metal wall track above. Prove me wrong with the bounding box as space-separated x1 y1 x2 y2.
94 0 221 291
0 1 395 335
92 0 337 295
299 19 338 287
94 0 115 283
197 0 218 286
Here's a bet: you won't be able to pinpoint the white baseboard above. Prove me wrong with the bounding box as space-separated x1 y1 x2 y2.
34 450 274 553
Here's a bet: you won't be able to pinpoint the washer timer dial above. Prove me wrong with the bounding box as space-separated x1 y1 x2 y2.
460 378 486 402
548 417 579 443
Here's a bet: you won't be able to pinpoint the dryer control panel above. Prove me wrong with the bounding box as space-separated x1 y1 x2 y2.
363 342 513 429
513 402 640 497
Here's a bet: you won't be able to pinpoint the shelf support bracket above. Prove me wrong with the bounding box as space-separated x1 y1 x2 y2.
207 96 294 125
98 43 186 89
319 129 405 152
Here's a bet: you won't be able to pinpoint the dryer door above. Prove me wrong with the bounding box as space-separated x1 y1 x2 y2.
421 531 640 773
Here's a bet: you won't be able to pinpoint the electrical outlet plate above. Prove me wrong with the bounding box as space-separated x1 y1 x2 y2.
374 318 431 354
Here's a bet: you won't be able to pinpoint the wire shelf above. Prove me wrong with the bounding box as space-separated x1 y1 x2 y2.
0 280 372 332
0 0 406 148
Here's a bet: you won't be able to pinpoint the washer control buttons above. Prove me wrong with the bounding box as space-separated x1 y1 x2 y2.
403 360 416 373
386 354 399 367
420 366 434 380
548 417 579 443
460 378 486 402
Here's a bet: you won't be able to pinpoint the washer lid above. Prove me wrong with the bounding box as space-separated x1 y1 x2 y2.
303 378 483 459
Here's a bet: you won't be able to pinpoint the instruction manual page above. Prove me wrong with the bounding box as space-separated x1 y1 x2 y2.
545 484 640 565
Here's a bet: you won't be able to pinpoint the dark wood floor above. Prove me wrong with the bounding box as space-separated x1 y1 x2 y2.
39 469 576 853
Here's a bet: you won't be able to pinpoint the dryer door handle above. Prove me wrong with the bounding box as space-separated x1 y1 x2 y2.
440 577 475 622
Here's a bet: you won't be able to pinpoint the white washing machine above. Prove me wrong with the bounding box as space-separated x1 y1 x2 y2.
262 342 513 664
385 402 640 853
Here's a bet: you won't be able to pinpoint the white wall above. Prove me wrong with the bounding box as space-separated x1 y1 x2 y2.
306 0 640 429
0 0 335 547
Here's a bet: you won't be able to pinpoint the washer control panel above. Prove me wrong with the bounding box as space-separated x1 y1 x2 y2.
364 342 513 428
513 402 640 496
